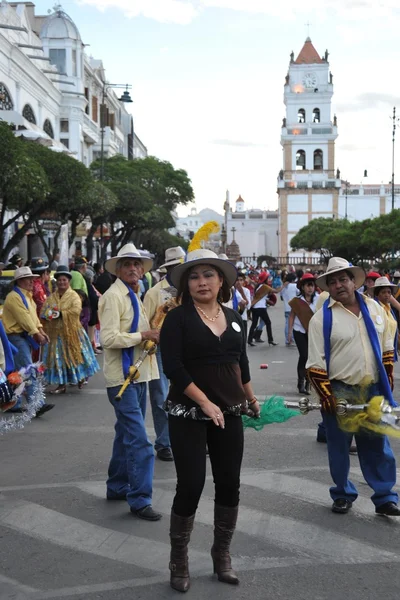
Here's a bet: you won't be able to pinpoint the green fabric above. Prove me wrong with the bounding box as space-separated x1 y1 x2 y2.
242 396 300 431
70 270 88 295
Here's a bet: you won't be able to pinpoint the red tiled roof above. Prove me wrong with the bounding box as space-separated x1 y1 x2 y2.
294 38 323 65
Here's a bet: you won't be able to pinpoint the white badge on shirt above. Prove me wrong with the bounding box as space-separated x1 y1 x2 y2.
375 316 383 325
232 322 241 332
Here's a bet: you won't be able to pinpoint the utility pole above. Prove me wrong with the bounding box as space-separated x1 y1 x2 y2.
391 106 399 211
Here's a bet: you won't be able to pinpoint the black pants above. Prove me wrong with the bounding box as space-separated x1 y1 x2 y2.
293 329 308 380
248 308 273 343
169 414 244 517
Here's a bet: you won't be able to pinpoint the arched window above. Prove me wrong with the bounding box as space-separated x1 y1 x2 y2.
313 108 320 123
296 149 306 171
0 82 14 110
43 119 54 139
22 104 37 124
297 108 306 124
314 149 323 170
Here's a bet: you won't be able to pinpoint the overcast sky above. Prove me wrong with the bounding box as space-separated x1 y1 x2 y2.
35 1 400 215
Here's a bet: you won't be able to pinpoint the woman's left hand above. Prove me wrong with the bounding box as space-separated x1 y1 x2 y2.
247 400 260 418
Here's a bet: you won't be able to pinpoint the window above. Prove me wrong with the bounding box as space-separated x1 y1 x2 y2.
313 108 320 123
22 104 36 124
92 96 98 122
72 50 77 76
60 119 69 133
314 149 323 170
49 49 66 74
109 113 115 131
0 82 13 110
43 119 54 139
297 108 306 124
296 149 306 170
61 138 69 149
84 88 90 115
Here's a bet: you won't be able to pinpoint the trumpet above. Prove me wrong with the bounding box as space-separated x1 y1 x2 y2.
115 340 157 400
285 397 400 418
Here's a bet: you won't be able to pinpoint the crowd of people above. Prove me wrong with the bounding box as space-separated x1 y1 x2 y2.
2 244 400 593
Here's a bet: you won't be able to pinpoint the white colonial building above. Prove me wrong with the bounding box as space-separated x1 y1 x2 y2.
225 195 279 260
277 38 398 258
0 2 146 164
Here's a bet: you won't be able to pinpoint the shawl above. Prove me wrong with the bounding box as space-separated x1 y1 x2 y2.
288 296 314 332
251 284 271 308
323 291 396 407
379 301 398 363
41 287 84 368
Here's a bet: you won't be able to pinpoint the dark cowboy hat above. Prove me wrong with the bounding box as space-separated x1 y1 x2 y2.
54 265 72 279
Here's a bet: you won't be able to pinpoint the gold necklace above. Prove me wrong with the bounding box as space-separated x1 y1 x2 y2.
195 304 222 322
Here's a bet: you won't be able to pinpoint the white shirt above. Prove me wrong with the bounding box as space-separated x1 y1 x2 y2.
307 295 393 386
239 287 251 321
281 283 298 312
293 294 319 334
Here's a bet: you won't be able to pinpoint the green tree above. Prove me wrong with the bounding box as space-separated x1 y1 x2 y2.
0 123 50 261
290 218 350 263
24 143 94 255
90 155 194 258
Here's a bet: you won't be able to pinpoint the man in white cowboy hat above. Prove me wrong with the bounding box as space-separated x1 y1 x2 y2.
98 243 161 521
307 257 400 516
143 246 186 462
2 267 53 416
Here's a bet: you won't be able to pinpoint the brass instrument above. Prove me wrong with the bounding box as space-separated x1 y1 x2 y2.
115 340 157 400
285 397 400 425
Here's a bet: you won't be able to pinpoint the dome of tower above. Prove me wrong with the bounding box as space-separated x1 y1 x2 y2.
40 8 81 41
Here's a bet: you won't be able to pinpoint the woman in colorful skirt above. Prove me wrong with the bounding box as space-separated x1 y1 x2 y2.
41 266 99 394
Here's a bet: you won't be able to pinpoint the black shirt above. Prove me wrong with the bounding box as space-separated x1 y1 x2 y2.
160 302 250 414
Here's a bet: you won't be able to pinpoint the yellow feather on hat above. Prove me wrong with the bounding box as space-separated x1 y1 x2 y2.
188 221 220 252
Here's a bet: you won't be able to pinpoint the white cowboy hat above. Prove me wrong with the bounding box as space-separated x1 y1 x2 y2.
317 257 365 292
159 246 186 270
12 266 39 282
104 243 153 276
372 276 397 289
170 249 238 289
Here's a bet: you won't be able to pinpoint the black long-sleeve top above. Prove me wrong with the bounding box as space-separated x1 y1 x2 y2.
160 301 250 418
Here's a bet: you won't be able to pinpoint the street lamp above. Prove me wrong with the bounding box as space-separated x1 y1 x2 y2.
99 82 133 181
344 180 350 219
98 82 133 255
390 107 400 211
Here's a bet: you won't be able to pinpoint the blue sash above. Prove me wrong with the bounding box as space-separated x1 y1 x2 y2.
232 290 239 311
0 321 16 374
323 291 396 407
121 281 140 379
13 286 40 350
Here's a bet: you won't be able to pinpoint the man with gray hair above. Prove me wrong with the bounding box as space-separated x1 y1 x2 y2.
99 243 161 521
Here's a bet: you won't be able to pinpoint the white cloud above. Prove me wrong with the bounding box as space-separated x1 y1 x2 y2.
77 0 400 24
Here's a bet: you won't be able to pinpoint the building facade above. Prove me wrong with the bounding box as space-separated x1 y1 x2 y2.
277 38 398 258
0 2 145 165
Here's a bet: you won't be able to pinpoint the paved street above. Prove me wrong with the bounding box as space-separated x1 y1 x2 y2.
2 305 400 600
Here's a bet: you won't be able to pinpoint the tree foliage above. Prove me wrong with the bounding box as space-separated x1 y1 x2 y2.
290 212 400 266
90 155 194 259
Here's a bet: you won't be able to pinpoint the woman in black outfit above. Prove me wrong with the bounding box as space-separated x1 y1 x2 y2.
160 249 260 593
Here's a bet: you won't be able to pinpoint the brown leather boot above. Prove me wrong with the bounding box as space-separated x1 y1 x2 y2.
211 504 239 585
169 510 195 593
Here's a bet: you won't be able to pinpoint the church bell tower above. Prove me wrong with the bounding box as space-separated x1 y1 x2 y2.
277 38 340 257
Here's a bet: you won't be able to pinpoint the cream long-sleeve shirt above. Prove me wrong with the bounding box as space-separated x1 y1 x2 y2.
306 295 393 386
98 278 159 387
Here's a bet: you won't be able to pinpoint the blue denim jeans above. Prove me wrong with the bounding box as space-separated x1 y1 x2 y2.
284 310 291 344
148 349 170 451
106 382 155 510
7 333 42 409
323 381 398 507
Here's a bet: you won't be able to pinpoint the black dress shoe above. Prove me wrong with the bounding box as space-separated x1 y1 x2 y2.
332 499 353 514
7 407 27 413
35 403 55 417
269 341 278 346
247 341 256 347
375 502 400 516
157 448 174 462
131 505 162 521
